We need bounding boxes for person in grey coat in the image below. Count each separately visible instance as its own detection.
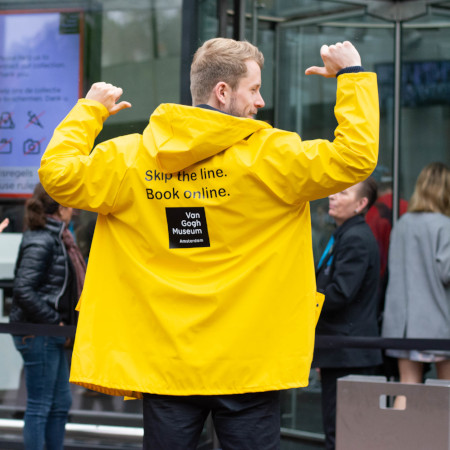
[382,162,450,406]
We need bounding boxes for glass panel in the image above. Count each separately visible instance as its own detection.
[199,0,219,41]
[277,15,395,263]
[399,10,450,201]
[280,371,322,435]
[275,9,395,442]
[99,3,182,134]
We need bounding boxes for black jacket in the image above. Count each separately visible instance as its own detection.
[313,215,382,368]
[10,217,72,324]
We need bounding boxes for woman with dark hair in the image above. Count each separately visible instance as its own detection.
[10,183,86,450]
[313,177,382,450]
[382,162,450,405]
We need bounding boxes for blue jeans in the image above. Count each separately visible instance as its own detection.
[13,335,72,450]
[143,391,281,450]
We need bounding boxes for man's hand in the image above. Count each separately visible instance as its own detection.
[85,82,132,115]
[305,41,361,78]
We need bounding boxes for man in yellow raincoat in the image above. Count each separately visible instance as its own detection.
[39,38,378,449]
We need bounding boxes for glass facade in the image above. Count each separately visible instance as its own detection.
[400,9,450,200]
[276,15,395,263]
[1,0,450,448]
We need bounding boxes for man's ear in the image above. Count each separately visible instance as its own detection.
[212,81,229,106]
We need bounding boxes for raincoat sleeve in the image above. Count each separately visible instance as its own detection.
[250,72,379,204]
[39,99,138,214]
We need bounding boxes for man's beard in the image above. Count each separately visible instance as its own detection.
[226,95,252,119]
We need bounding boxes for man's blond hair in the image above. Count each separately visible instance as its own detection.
[190,38,264,105]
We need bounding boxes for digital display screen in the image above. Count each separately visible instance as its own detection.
[0,10,83,197]
[376,60,450,108]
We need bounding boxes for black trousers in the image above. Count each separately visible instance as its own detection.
[142,390,281,450]
[320,366,378,450]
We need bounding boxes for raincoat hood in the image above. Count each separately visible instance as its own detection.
[144,103,271,173]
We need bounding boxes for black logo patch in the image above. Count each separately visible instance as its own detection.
[166,207,210,249]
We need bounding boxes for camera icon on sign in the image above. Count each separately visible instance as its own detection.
[23,138,41,155]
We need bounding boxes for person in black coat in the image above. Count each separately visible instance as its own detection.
[10,183,86,450]
[313,177,382,450]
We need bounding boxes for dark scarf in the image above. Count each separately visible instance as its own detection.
[62,228,87,299]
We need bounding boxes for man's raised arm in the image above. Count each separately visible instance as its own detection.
[39,83,133,214]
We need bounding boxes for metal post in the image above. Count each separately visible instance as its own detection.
[233,0,246,41]
[218,0,228,38]
[251,0,258,45]
[392,20,401,224]
[180,0,198,106]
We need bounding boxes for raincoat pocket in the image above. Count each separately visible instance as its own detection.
[315,292,325,326]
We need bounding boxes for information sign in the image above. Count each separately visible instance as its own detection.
[0,10,83,196]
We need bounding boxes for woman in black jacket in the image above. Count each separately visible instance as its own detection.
[10,183,86,450]
[313,177,382,450]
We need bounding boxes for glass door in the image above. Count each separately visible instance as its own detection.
[275,9,395,261]
[272,6,396,446]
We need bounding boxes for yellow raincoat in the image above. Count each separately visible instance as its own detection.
[39,73,379,398]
